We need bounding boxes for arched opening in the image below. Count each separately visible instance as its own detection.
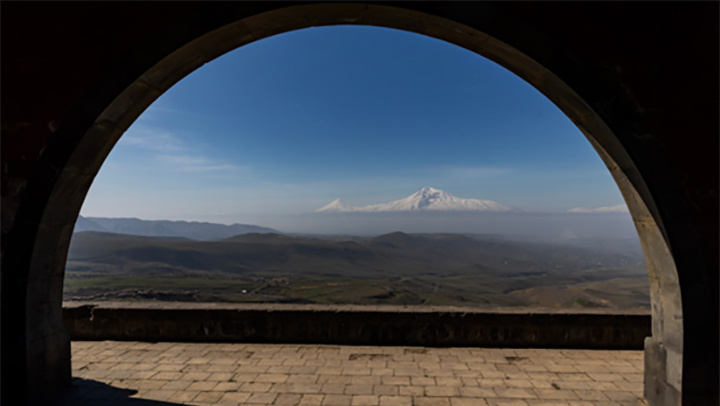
[4,4,712,405]
[71,24,647,310]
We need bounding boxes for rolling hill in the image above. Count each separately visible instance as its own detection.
[67,231,642,277]
[64,230,649,310]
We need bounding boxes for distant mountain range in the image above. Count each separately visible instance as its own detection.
[67,230,643,279]
[65,230,648,308]
[317,187,514,213]
[75,216,276,241]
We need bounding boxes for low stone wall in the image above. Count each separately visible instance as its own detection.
[63,302,650,349]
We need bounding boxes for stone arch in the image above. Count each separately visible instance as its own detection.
[2,3,714,405]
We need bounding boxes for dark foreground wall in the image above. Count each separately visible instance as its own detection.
[5,3,716,404]
[64,302,650,350]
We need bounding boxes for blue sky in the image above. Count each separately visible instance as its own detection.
[80,25,627,226]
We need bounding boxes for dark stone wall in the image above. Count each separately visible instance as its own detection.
[2,3,717,405]
[63,303,651,350]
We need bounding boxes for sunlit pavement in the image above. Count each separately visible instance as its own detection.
[54,341,648,406]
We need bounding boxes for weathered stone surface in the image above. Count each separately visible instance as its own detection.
[51,340,646,406]
[63,302,650,349]
[2,3,717,405]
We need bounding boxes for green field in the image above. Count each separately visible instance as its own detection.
[64,231,650,310]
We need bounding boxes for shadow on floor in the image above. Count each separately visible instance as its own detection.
[52,378,183,406]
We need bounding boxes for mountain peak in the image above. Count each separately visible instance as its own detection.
[316,198,354,212]
[419,186,441,194]
[415,186,444,198]
[316,188,514,213]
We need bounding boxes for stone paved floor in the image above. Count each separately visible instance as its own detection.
[54,341,648,406]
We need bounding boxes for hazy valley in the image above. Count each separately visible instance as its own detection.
[64,227,649,312]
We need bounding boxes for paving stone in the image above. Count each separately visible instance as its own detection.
[425,368,456,377]
[506,379,535,389]
[458,387,497,397]
[167,390,201,403]
[413,397,452,406]
[153,371,183,380]
[237,365,270,373]
[345,384,375,395]
[143,389,177,401]
[394,368,425,377]
[527,373,560,381]
[323,394,352,405]
[505,372,531,380]
[127,370,159,380]
[231,372,259,382]
[351,395,380,405]
[275,393,304,405]
[612,381,641,392]
[480,371,506,379]
[425,386,459,397]
[290,383,324,394]
[246,392,279,404]
[318,367,344,375]
[212,381,242,391]
[574,390,609,401]
[299,394,326,405]
[546,364,580,373]
[105,370,138,380]
[495,388,537,399]
[526,401,572,406]
[604,391,640,401]
[321,383,347,394]
[217,391,252,404]
[288,374,321,384]
[265,365,293,375]
[323,376,354,385]
[154,363,185,371]
[382,376,410,386]
[557,374,592,382]
[534,389,580,400]
[373,385,398,395]
[239,382,273,392]
[378,395,412,406]
[134,363,158,371]
[292,366,320,374]
[592,373,624,382]
[451,398,489,406]
[193,391,224,403]
[130,379,166,390]
[160,380,193,390]
[66,341,645,406]
[253,373,289,383]
[486,399,529,406]
[398,386,424,396]
[343,367,373,376]
[182,372,211,381]
[352,376,382,385]
[621,374,643,383]
[186,381,218,391]
[207,372,234,381]
[434,377,463,387]
[411,377,436,386]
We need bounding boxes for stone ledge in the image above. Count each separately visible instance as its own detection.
[63,302,650,349]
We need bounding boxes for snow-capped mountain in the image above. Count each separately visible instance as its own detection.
[316,198,354,212]
[316,187,514,213]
